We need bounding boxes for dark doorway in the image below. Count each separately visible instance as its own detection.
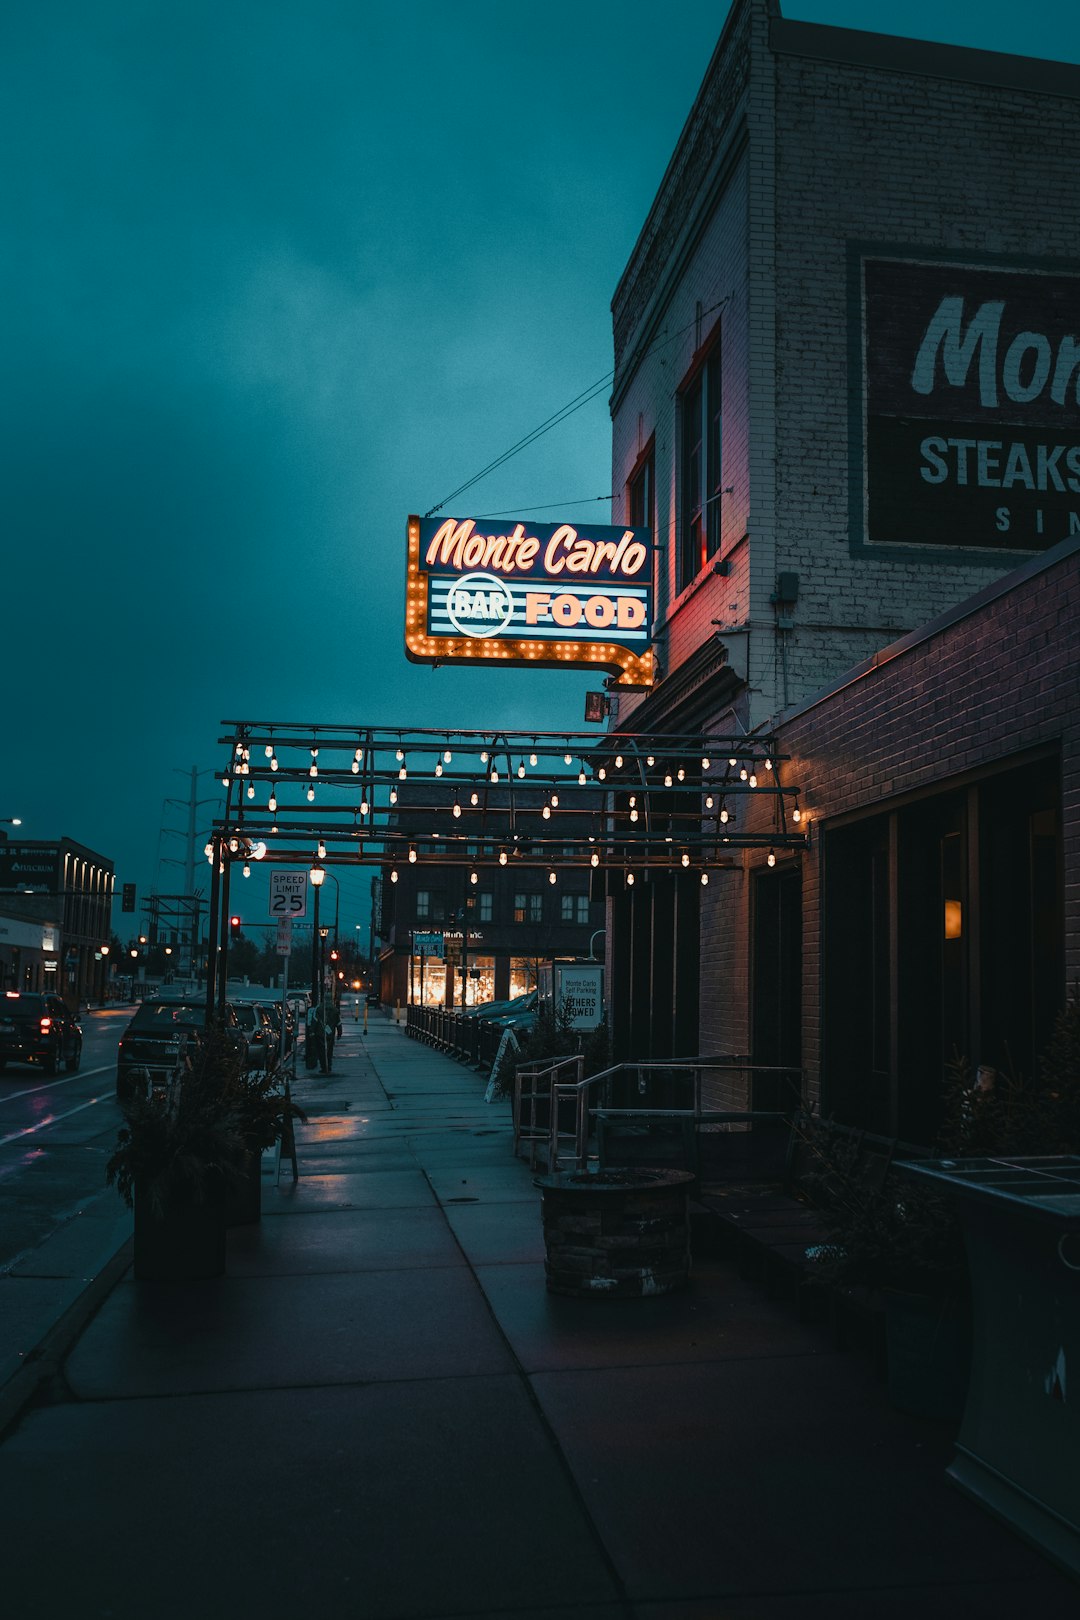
[752,864,802,1109]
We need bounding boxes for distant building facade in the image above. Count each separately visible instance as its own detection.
[606,0,1080,1129]
[0,837,114,1005]
[378,788,604,1010]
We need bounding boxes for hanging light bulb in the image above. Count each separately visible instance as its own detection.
[542,805,551,820]
[405,845,416,864]
[700,870,709,886]
[767,849,777,867]
[242,863,251,878]
[548,869,557,885]
[234,743,244,758]
[264,745,273,758]
[307,785,315,801]
[499,849,508,866]
[646,755,655,767]
[720,806,729,824]
[396,748,404,761]
[664,773,673,788]
[615,754,623,769]
[480,749,488,763]
[765,757,773,772]
[517,760,525,778]
[360,798,370,816]
[355,747,364,763]
[470,869,478,885]
[390,787,398,804]
[399,765,407,780]
[630,808,639,823]
[729,755,738,767]
[598,766,607,781]
[221,775,230,788]
[705,795,714,809]
[203,841,214,858]
[470,791,479,806]
[435,761,443,777]
[701,756,711,771]
[253,842,267,860]
[318,840,326,860]
[578,767,586,785]
[268,793,277,813]
[590,850,599,867]
[490,767,499,783]
[681,851,690,867]
[351,758,360,774]
[677,768,685,782]
[550,791,559,807]
[793,806,801,823]
[311,747,319,759]
[246,784,255,799]
[748,772,758,789]
[309,763,318,778]
[740,767,749,781]
[452,799,461,819]
[270,755,278,771]
[444,749,452,763]
[564,753,572,765]
[529,753,538,767]
[390,868,399,884]
[626,869,635,887]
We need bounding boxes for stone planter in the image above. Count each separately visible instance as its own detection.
[133,1181,226,1281]
[534,1168,695,1297]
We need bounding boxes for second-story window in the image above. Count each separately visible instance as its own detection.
[560,893,591,925]
[416,890,431,921]
[514,892,543,925]
[678,340,722,591]
[478,891,493,922]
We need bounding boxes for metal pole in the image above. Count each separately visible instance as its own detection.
[204,834,221,1025]
[311,881,320,1002]
[217,856,231,1020]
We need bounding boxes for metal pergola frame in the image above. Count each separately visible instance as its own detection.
[203,720,808,1018]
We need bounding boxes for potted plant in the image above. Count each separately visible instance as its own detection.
[106,1025,247,1280]
[218,1049,307,1226]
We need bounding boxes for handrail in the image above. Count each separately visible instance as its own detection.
[548,1059,805,1173]
[513,1053,583,1167]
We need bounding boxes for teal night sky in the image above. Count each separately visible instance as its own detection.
[2,0,1078,932]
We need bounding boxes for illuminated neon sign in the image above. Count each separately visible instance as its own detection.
[404,515,654,686]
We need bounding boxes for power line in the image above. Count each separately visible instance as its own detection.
[423,297,730,519]
[470,495,611,520]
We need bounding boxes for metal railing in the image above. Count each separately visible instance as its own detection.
[547,1057,804,1174]
[512,1054,584,1168]
[406,1003,511,1070]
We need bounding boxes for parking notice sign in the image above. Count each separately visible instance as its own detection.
[276,919,293,957]
[269,870,308,919]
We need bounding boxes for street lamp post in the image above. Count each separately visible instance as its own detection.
[309,862,325,1002]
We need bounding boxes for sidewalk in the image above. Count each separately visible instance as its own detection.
[1,1016,1076,1619]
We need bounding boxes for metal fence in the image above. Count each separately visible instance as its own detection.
[406,1003,508,1070]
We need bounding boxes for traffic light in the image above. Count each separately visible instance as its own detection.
[121,883,136,913]
[229,915,241,940]
[329,948,339,962]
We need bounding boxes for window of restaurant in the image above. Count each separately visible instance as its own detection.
[411,955,446,1005]
[510,957,538,998]
[465,956,496,1006]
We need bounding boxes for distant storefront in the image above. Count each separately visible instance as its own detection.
[0,906,63,993]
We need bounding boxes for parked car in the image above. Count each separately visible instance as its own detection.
[116,999,245,1103]
[232,1001,276,1069]
[259,999,295,1055]
[0,991,82,1075]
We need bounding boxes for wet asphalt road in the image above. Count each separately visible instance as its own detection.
[0,1008,129,1273]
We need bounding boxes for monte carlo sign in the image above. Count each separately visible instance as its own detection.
[405,515,654,687]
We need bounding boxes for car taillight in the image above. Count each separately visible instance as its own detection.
[40,1017,52,1031]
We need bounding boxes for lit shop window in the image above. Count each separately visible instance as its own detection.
[464,957,496,1007]
[411,957,446,1005]
[510,957,539,998]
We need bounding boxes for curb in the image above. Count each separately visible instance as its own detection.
[0,1235,134,1441]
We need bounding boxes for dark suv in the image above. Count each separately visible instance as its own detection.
[116,999,245,1103]
[0,992,82,1075]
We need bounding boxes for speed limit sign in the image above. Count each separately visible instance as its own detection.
[269,870,308,919]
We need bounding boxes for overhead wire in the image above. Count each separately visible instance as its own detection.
[423,296,730,518]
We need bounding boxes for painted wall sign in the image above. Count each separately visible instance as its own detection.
[856,255,1080,552]
[405,515,654,686]
[0,844,61,894]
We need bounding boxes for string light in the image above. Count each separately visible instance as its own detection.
[547,869,557,885]
[517,760,526,778]
[740,767,748,781]
[480,750,488,763]
[677,768,685,782]
[598,767,607,781]
[396,748,404,761]
[390,868,399,883]
[590,851,599,867]
[452,798,462,819]
[360,798,370,816]
[408,845,417,863]
[444,749,453,763]
[765,757,773,772]
[264,745,273,758]
[630,808,639,822]
[270,755,278,771]
[351,758,361,774]
[701,756,711,770]
[399,764,407,780]
[204,841,214,858]
[681,851,690,867]
[615,754,623,769]
[767,849,777,867]
[626,869,635,887]
[306,785,315,801]
[700,870,709,886]
[749,772,758,788]
[470,870,478,885]
[564,753,572,765]
[390,787,398,804]
[550,792,559,807]
[664,773,673,788]
[578,766,586,785]
[499,849,508,865]
[646,755,655,767]
[793,806,802,822]
[705,795,714,809]
[542,805,551,820]
[470,791,479,806]
[720,806,729,824]
[318,840,326,860]
[530,753,538,767]
[246,785,255,799]
[268,793,277,812]
[490,767,499,782]
[435,761,443,776]
[242,863,251,878]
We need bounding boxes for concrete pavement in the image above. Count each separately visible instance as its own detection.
[0,1014,1076,1618]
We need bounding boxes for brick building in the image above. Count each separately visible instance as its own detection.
[378,788,604,1011]
[606,0,1080,1126]
[0,837,114,1006]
